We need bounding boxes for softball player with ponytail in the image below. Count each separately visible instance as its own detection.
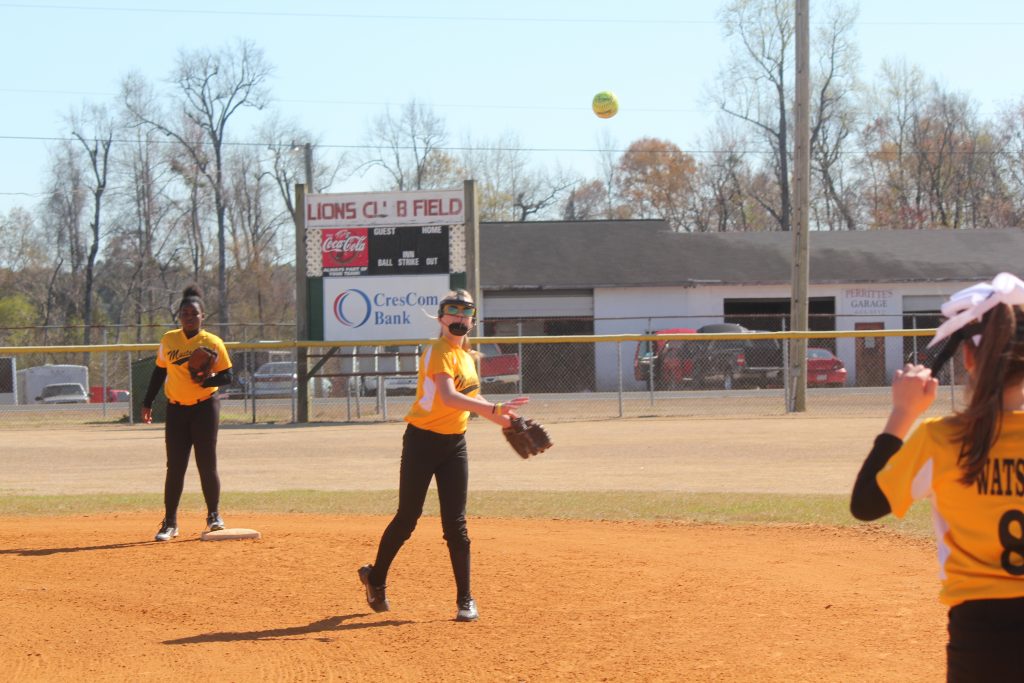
[358,289,529,622]
[141,285,233,542]
[851,272,1024,681]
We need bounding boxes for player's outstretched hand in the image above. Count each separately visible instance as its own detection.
[503,396,530,411]
[490,396,529,428]
[141,406,153,424]
[884,364,938,439]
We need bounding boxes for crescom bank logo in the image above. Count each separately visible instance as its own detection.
[332,289,372,328]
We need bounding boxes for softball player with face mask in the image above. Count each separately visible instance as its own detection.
[358,289,529,622]
[851,273,1024,681]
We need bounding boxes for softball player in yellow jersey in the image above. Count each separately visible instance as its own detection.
[141,285,233,542]
[852,273,1024,681]
[358,289,529,622]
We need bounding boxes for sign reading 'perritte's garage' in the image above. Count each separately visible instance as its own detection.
[305,189,464,229]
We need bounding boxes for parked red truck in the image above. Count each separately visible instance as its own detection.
[634,325,786,390]
[89,386,130,403]
[477,342,521,392]
[633,328,696,385]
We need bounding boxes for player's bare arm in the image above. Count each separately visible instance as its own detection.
[431,372,528,428]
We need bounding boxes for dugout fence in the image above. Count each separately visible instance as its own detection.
[0,329,964,428]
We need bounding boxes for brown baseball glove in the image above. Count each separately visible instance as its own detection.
[187,346,218,383]
[502,416,553,459]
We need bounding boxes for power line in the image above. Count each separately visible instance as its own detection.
[1,3,1022,27]
[0,133,1011,158]
[0,88,710,114]
[0,133,750,155]
[0,3,718,24]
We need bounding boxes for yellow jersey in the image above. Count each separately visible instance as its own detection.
[878,413,1024,606]
[405,339,480,435]
[155,328,232,405]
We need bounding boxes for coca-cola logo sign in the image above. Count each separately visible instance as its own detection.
[322,228,368,270]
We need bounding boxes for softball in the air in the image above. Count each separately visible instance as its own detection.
[592,91,619,119]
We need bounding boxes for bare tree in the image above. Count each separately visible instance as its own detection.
[224,145,293,336]
[995,97,1024,226]
[860,60,1005,229]
[690,123,761,232]
[360,99,455,191]
[595,129,620,217]
[459,131,575,221]
[260,113,346,227]
[459,131,520,220]
[40,141,88,344]
[114,73,182,339]
[710,0,859,231]
[809,4,860,230]
[511,163,578,222]
[68,102,115,346]
[0,207,45,288]
[123,39,273,329]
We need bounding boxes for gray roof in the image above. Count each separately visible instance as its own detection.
[480,221,1024,290]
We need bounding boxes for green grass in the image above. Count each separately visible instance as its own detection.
[0,490,934,537]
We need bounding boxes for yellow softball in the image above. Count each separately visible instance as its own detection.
[592,91,619,119]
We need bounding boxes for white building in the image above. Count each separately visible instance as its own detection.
[479,221,1024,392]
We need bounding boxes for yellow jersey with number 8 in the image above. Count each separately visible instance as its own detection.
[878,414,1024,606]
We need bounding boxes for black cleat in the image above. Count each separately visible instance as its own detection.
[206,512,225,532]
[358,564,390,613]
[155,521,179,542]
[455,596,479,622]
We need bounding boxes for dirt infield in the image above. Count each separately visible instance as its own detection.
[1,514,945,682]
[0,417,950,681]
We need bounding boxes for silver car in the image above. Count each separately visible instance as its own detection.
[37,382,89,404]
[251,362,332,398]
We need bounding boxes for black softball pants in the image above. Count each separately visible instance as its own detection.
[370,423,472,601]
[163,397,221,524]
[947,596,1024,682]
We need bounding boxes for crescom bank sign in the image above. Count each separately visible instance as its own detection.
[323,274,450,341]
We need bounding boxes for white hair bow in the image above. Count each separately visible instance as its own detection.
[928,272,1024,348]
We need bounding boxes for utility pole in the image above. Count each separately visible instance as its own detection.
[303,142,313,195]
[789,0,810,412]
[464,179,481,312]
[295,143,313,423]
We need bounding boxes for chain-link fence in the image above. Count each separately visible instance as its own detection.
[0,328,967,428]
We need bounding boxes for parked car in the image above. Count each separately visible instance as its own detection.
[731,335,785,389]
[360,342,521,395]
[477,342,521,391]
[358,344,420,396]
[362,374,419,396]
[806,347,848,388]
[689,324,784,389]
[219,373,249,399]
[251,362,332,398]
[634,328,696,385]
[636,324,786,390]
[89,386,129,403]
[37,382,89,404]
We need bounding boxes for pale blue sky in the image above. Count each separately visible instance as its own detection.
[1,0,1023,216]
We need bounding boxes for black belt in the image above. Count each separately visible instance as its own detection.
[168,394,215,407]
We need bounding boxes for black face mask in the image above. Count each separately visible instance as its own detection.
[447,322,470,336]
